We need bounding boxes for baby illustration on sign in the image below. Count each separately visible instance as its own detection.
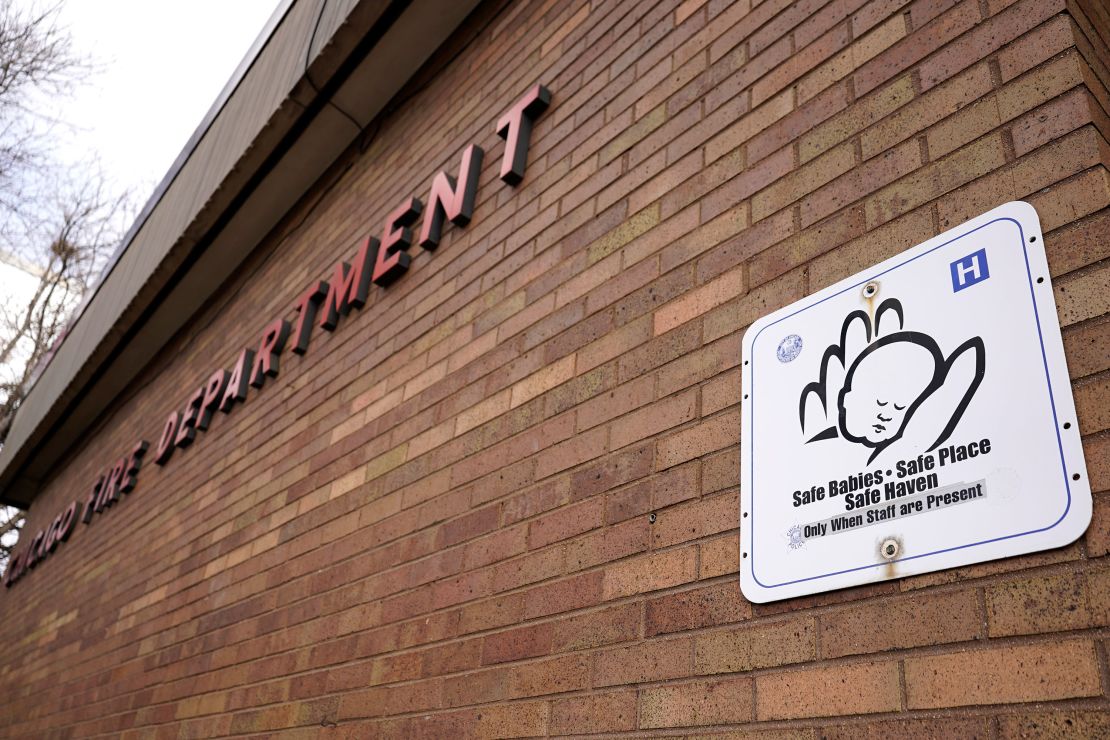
[799,298,985,463]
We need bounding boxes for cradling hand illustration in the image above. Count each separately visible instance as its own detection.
[799,298,985,463]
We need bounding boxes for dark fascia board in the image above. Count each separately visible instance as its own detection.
[0,0,481,507]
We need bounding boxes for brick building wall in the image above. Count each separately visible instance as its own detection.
[1,0,1109,736]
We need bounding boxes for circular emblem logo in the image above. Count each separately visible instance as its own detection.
[777,334,803,363]
[787,524,805,550]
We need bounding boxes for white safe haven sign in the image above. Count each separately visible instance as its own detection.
[740,201,1091,603]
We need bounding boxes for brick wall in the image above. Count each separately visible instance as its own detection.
[1,0,1109,736]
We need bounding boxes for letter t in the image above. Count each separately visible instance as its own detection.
[496,84,551,185]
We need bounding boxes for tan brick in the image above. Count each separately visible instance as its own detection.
[611,388,697,450]
[529,497,603,549]
[1088,567,1110,627]
[799,75,915,163]
[654,265,746,336]
[822,717,992,740]
[577,374,655,431]
[472,701,549,738]
[593,637,694,687]
[555,251,621,309]
[700,533,740,578]
[640,676,754,728]
[798,14,907,104]
[752,141,855,222]
[696,617,816,675]
[1029,168,1110,234]
[509,653,590,698]
[579,315,652,374]
[600,105,667,165]
[987,572,1094,636]
[1075,373,1110,436]
[656,409,740,470]
[996,52,1085,122]
[756,661,901,720]
[905,640,1102,708]
[551,602,640,652]
[652,490,738,548]
[705,88,795,165]
[1055,263,1110,329]
[645,580,751,636]
[1087,433,1110,494]
[998,710,1110,740]
[1011,88,1092,158]
[455,388,511,435]
[926,96,1002,160]
[917,0,1066,91]
[551,691,637,735]
[863,63,994,160]
[751,207,867,287]
[510,354,576,408]
[998,15,1075,82]
[703,269,806,342]
[703,367,742,415]
[810,207,934,290]
[587,204,662,264]
[866,134,1007,228]
[534,424,609,478]
[541,3,588,56]
[601,546,698,599]
[821,590,981,659]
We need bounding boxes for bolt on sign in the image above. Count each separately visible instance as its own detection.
[739,201,1091,603]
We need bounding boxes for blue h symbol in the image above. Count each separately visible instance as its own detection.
[951,248,989,292]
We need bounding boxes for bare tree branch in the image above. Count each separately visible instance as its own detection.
[0,1,131,571]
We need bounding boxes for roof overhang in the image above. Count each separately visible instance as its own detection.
[0,0,481,507]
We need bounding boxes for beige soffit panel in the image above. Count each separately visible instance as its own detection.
[0,0,481,506]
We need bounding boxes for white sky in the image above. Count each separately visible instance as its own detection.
[47,0,284,199]
[1,0,282,391]
[2,0,281,294]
